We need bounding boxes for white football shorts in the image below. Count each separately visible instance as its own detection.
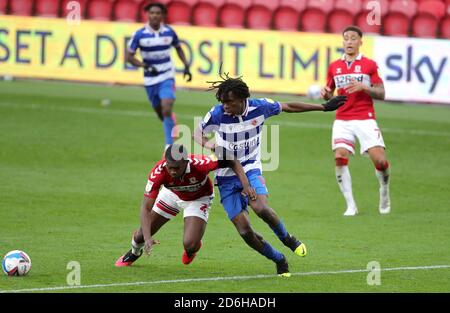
[152,187,213,222]
[332,119,386,155]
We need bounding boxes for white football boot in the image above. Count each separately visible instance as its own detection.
[343,206,358,216]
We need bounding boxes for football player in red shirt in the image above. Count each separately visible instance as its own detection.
[115,144,256,266]
[321,26,391,216]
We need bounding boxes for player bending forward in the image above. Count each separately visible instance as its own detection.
[321,26,391,216]
[115,144,256,266]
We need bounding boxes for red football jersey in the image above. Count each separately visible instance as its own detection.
[144,154,219,201]
[326,54,383,120]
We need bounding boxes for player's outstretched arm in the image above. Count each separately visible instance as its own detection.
[229,160,257,201]
[140,197,159,256]
[281,95,347,113]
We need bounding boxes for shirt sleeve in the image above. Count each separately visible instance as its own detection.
[326,65,336,89]
[260,98,282,119]
[128,31,140,53]
[171,29,180,47]
[199,107,219,135]
[143,161,165,199]
[195,155,220,175]
[370,61,383,85]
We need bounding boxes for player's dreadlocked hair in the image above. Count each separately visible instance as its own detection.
[207,68,250,102]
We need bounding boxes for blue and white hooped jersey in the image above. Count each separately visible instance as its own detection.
[128,24,180,86]
[200,98,282,181]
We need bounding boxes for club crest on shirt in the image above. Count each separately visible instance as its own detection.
[336,68,342,74]
[355,65,361,73]
[189,177,198,184]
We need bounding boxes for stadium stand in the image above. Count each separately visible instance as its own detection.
[246,0,280,30]
[383,0,418,36]
[412,0,446,38]
[193,0,224,27]
[35,0,60,17]
[300,0,335,32]
[328,0,363,33]
[113,0,139,22]
[0,0,8,14]
[218,0,252,28]
[355,0,389,34]
[273,0,306,31]
[61,0,87,18]
[10,0,34,16]
[166,0,196,25]
[2,0,450,39]
[86,0,114,21]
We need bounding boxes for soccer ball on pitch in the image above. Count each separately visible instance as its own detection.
[307,84,322,100]
[2,250,32,276]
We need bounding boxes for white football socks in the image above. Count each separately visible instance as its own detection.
[336,165,358,215]
[376,167,391,214]
[131,238,144,256]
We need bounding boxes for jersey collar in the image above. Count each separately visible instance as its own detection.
[145,23,166,34]
[341,53,362,61]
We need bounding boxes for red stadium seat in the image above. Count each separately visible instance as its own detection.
[273,0,306,31]
[113,0,139,22]
[61,0,88,18]
[0,0,8,14]
[440,16,450,38]
[246,0,280,29]
[412,0,446,38]
[193,0,224,27]
[86,0,114,21]
[300,0,335,32]
[328,0,362,33]
[355,0,389,34]
[166,0,197,25]
[35,0,60,17]
[383,0,417,36]
[10,0,34,16]
[219,0,252,28]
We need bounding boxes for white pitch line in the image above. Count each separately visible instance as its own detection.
[1,264,449,293]
[1,101,450,138]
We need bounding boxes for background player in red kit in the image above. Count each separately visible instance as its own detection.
[115,144,256,266]
[321,26,391,216]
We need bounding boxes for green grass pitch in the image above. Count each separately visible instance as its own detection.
[0,79,449,293]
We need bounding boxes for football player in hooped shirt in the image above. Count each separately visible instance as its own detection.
[126,3,192,149]
[321,26,391,216]
[194,73,346,276]
[115,144,256,267]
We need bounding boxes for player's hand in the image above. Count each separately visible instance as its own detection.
[344,78,367,94]
[143,64,158,77]
[322,95,347,112]
[242,184,257,201]
[321,86,333,100]
[143,238,160,256]
[183,66,192,82]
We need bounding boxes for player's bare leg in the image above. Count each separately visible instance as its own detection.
[249,195,307,257]
[115,211,169,267]
[231,211,291,277]
[181,216,206,265]
[368,146,391,214]
[335,147,358,216]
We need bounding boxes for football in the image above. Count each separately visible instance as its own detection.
[2,250,32,276]
[307,84,322,100]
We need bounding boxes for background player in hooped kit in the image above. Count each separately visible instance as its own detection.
[115,144,256,267]
[321,25,391,216]
[194,73,347,276]
[126,3,192,149]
